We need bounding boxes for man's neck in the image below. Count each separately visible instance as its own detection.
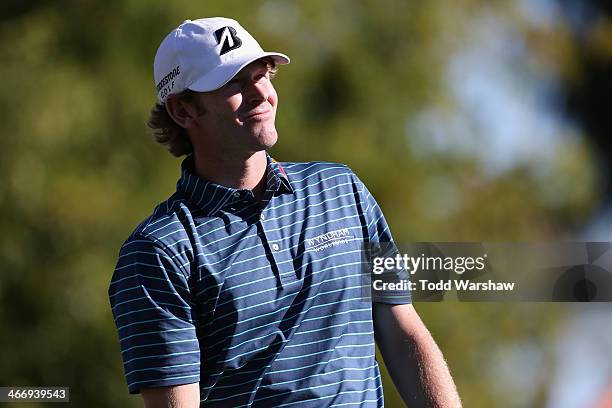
[193,149,268,200]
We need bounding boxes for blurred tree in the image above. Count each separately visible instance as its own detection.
[557,0,612,199]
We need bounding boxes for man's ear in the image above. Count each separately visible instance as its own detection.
[165,95,201,129]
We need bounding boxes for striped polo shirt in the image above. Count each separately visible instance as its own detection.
[109,154,410,407]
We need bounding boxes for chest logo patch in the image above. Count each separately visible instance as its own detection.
[305,228,353,252]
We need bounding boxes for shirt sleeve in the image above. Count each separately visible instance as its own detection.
[108,235,200,394]
[352,173,412,305]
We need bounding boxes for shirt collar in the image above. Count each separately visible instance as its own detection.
[177,153,293,216]
[267,155,293,195]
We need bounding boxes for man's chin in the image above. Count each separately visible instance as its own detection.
[253,129,278,150]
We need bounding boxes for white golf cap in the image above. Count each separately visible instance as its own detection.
[154,17,290,103]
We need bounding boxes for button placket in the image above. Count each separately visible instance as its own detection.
[257,210,297,287]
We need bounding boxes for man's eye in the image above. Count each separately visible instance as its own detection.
[255,73,269,83]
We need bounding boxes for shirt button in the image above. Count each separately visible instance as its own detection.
[233,192,240,198]
[260,213,265,221]
[272,243,280,251]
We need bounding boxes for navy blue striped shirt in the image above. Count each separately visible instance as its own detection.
[109,154,410,407]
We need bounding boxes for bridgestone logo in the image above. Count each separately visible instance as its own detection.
[156,66,180,92]
[214,26,242,55]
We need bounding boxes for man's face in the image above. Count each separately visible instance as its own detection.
[193,60,279,156]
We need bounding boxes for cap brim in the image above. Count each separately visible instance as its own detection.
[187,52,290,93]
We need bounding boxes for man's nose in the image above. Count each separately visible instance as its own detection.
[245,81,269,104]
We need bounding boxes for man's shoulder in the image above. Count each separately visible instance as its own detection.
[280,160,358,183]
[121,191,194,251]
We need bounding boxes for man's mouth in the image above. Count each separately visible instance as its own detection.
[240,103,274,120]
[243,109,271,120]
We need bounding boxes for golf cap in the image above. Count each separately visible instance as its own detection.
[153,17,290,103]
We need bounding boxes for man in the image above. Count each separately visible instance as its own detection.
[109,17,461,407]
